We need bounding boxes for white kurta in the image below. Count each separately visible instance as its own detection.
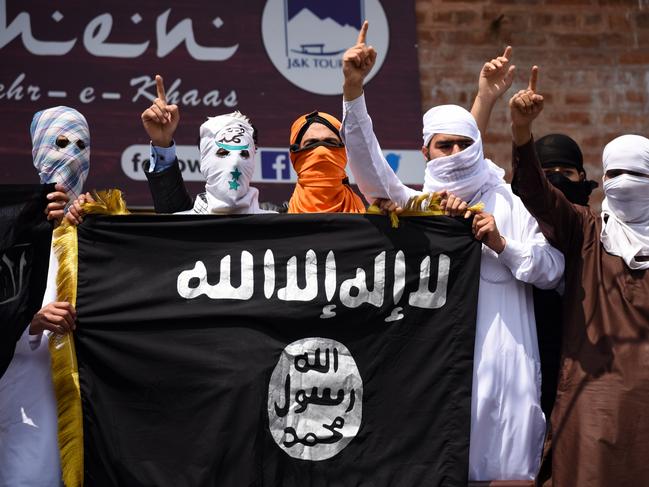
[0,251,62,487]
[341,94,565,481]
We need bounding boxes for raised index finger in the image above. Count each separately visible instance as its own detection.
[155,75,167,103]
[528,65,539,92]
[502,45,512,61]
[357,21,368,45]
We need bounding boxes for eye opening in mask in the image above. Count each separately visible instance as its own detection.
[605,169,649,180]
[56,135,70,148]
[76,140,86,150]
[434,140,473,151]
[289,139,345,153]
[216,147,230,158]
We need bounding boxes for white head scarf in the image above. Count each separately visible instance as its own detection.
[421,105,505,204]
[30,106,90,200]
[600,134,649,269]
[197,112,267,214]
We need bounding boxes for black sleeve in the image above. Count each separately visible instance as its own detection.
[143,159,193,213]
[511,138,582,255]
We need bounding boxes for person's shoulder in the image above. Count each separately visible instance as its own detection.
[484,183,517,209]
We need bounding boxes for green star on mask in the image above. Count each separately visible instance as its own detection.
[229,180,240,190]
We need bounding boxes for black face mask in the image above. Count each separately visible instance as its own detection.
[545,172,597,206]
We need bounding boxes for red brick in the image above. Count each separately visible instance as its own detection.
[619,50,649,64]
[552,33,600,48]
[565,93,591,104]
[625,91,646,104]
[549,112,591,125]
[608,14,632,31]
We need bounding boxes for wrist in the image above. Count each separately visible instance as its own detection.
[511,124,532,146]
[475,92,498,105]
[151,137,173,148]
[343,81,364,102]
[494,235,506,254]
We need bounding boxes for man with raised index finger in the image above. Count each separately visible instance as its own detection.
[510,66,649,487]
[140,75,276,214]
[340,24,565,482]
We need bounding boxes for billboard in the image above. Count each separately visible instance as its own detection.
[0,0,423,206]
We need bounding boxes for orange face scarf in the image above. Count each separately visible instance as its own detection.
[287,111,365,214]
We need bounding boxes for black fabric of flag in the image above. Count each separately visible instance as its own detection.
[0,184,53,379]
[75,213,481,487]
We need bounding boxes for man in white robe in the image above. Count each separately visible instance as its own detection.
[339,24,564,481]
[0,106,85,487]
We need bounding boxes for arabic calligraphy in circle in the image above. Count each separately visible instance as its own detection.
[267,337,363,460]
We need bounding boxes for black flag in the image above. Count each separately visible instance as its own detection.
[0,184,53,378]
[74,214,481,487]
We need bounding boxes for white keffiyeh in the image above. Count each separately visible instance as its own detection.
[600,134,649,269]
[421,105,505,205]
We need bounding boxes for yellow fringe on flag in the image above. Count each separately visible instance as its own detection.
[49,189,129,487]
[366,192,485,228]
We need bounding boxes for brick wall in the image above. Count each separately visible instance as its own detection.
[414,0,649,206]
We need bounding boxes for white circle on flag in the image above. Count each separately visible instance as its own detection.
[261,0,390,95]
[267,337,363,461]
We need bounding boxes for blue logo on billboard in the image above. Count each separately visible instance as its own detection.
[261,151,291,180]
[385,153,400,173]
[286,0,364,57]
[261,0,389,95]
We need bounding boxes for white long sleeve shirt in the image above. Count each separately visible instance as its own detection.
[0,251,62,487]
[341,94,565,481]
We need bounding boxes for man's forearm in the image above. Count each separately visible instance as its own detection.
[343,82,363,102]
[470,95,495,136]
[512,124,533,147]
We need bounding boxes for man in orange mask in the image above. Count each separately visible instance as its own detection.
[288,111,365,213]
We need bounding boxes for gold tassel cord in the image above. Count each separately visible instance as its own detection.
[82,189,130,216]
[49,222,81,487]
[366,192,484,228]
[49,189,129,487]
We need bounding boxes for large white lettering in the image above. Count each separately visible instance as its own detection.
[0,1,238,61]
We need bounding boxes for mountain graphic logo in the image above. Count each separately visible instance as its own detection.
[286,0,364,57]
[261,0,389,95]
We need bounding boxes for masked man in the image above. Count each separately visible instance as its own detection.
[340,24,564,481]
[139,75,275,215]
[0,106,86,487]
[511,133,597,419]
[510,69,649,487]
[287,111,365,213]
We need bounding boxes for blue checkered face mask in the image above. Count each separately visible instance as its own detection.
[30,106,90,200]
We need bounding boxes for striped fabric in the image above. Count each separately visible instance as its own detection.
[30,106,90,200]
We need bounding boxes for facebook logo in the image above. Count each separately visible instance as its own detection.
[261,151,291,180]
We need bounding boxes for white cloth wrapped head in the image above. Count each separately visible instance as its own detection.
[198,111,262,214]
[421,105,504,204]
[30,106,90,200]
[600,134,649,269]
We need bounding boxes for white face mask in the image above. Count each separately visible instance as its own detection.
[198,115,260,214]
[600,134,649,269]
[603,174,649,224]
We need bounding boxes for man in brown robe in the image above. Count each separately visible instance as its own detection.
[509,67,649,486]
